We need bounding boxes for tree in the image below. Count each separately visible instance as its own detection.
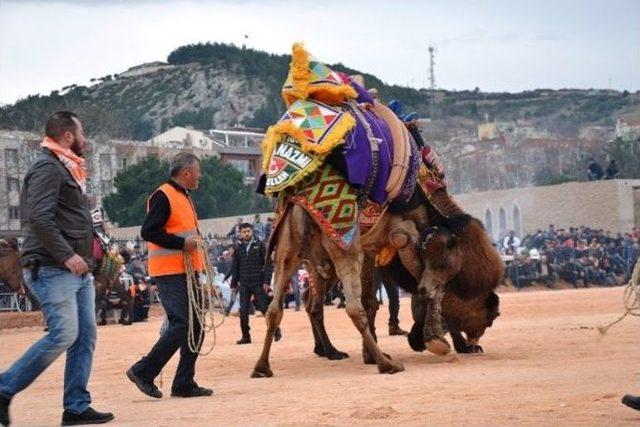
[103,155,272,227]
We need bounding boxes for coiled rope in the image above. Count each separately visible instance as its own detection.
[597,258,640,336]
[183,238,225,354]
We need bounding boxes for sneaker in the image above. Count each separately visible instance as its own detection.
[126,368,162,398]
[171,386,213,398]
[61,407,114,426]
[0,394,10,427]
[274,327,282,342]
[622,394,640,411]
[236,337,251,344]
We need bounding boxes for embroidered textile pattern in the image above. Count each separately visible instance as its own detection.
[289,163,359,250]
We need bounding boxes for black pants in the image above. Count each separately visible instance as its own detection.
[239,285,268,338]
[382,281,400,327]
[131,274,201,392]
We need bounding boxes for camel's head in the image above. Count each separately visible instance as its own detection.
[416,214,471,281]
[0,239,26,292]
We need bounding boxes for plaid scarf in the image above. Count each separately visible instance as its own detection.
[41,137,87,194]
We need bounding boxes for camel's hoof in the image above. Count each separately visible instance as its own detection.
[426,338,451,355]
[250,368,273,378]
[470,345,483,353]
[326,350,349,360]
[378,359,405,374]
[408,331,426,352]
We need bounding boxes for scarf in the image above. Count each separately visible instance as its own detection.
[41,137,87,194]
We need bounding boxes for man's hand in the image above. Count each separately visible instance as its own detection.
[64,254,90,275]
[184,236,199,252]
[263,283,271,293]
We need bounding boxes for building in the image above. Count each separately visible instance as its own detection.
[0,125,266,238]
[455,179,640,241]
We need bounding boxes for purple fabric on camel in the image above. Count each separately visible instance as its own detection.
[340,104,394,204]
[350,81,375,104]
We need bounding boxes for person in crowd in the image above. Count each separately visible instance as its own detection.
[127,152,213,400]
[252,214,267,241]
[587,158,604,180]
[224,223,281,344]
[0,111,114,426]
[502,230,521,255]
[226,218,243,246]
[605,159,619,179]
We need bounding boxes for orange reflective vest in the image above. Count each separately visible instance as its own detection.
[146,183,203,277]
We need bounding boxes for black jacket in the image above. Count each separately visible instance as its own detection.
[20,149,94,270]
[224,238,272,288]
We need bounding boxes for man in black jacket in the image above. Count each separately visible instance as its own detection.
[0,111,113,427]
[225,223,282,344]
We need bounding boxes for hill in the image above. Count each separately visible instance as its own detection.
[2,42,639,140]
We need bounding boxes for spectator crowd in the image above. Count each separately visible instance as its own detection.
[500,224,640,289]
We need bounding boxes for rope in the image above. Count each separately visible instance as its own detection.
[183,238,225,355]
[597,258,640,336]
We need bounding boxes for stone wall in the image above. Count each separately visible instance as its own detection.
[454,179,640,241]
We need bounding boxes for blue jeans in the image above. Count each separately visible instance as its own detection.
[0,267,96,414]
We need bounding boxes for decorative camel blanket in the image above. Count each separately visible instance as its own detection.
[286,163,359,250]
[260,42,427,248]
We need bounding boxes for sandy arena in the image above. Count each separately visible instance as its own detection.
[0,286,638,426]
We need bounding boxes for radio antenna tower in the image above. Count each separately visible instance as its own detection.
[428,46,436,119]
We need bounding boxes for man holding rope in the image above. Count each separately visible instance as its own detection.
[126,152,212,399]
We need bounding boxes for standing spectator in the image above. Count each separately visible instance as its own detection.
[0,111,114,426]
[587,158,604,180]
[252,214,267,241]
[127,152,213,399]
[605,159,619,179]
[225,223,282,344]
[264,217,274,242]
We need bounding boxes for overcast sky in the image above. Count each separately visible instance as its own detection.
[0,0,638,105]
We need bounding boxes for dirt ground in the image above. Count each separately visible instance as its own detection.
[0,286,638,426]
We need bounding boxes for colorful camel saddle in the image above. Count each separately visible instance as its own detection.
[261,43,423,249]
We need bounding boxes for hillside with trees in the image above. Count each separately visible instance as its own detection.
[2,42,639,141]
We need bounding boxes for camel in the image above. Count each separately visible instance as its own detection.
[251,43,480,376]
[93,249,134,326]
[0,239,25,293]
[302,189,504,360]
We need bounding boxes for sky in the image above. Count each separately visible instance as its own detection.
[0,0,638,105]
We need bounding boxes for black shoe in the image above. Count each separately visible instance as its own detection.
[274,327,282,342]
[236,337,251,344]
[61,407,114,426]
[622,394,640,411]
[171,386,213,398]
[126,368,162,398]
[0,394,10,427]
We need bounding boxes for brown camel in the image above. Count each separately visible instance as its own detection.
[304,189,504,359]
[0,239,25,293]
[251,202,427,377]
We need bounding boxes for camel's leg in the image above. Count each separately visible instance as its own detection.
[323,234,403,374]
[252,209,303,378]
[388,218,422,281]
[417,270,451,355]
[361,255,381,364]
[305,271,349,360]
[446,319,471,353]
[407,293,427,352]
